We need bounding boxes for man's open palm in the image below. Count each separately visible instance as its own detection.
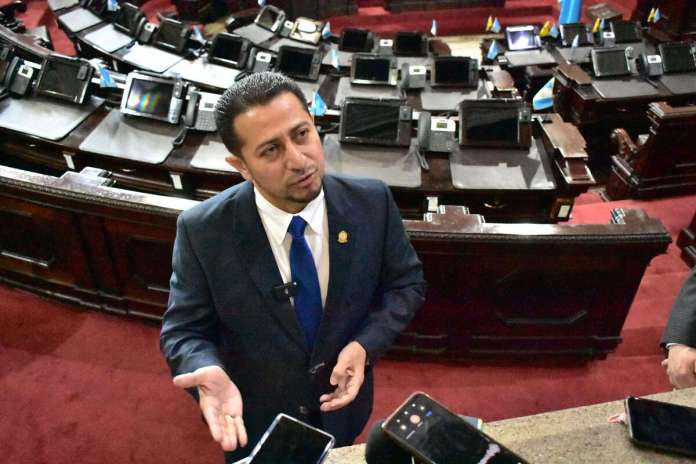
[173,366,248,451]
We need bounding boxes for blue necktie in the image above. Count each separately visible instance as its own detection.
[288,216,323,350]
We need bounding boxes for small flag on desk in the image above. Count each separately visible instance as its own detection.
[322,22,331,39]
[540,21,551,37]
[258,0,266,7]
[330,47,339,70]
[533,77,555,110]
[653,8,662,22]
[592,17,601,33]
[98,64,117,88]
[106,0,118,12]
[430,19,438,36]
[571,32,580,49]
[310,92,326,116]
[491,17,501,33]
[485,15,493,32]
[192,25,205,42]
[486,39,501,60]
[600,18,606,31]
[647,7,656,23]
[549,22,559,38]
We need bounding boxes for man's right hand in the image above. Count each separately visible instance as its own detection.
[173,366,248,451]
[662,345,696,389]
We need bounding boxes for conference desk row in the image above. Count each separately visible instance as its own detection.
[326,388,696,463]
[0,164,670,357]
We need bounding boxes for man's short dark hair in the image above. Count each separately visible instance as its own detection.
[214,72,309,156]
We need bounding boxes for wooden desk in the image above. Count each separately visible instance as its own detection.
[326,388,696,464]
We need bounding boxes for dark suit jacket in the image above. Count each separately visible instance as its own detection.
[662,266,696,347]
[160,175,425,460]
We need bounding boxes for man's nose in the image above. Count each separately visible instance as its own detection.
[286,142,307,169]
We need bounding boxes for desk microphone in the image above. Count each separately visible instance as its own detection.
[365,420,414,464]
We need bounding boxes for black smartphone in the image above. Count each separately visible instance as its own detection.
[625,396,696,457]
[382,392,528,464]
[247,413,335,464]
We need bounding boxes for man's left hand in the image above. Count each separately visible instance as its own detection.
[319,341,367,412]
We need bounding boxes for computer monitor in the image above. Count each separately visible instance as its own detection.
[505,25,541,51]
[431,56,478,87]
[458,99,529,148]
[35,55,93,104]
[560,23,591,47]
[289,17,323,45]
[255,5,284,32]
[350,54,396,86]
[591,47,630,77]
[610,20,640,43]
[275,46,321,81]
[114,2,144,36]
[87,0,108,17]
[208,33,250,69]
[339,98,412,147]
[152,17,190,54]
[339,28,372,53]
[120,72,184,124]
[659,42,696,74]
[393,31,427,56]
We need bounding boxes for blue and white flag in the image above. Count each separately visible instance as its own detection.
[330,47,339,70]
[310,92,326,116]
[486,40,501,60]
[106,0,118,12]
[600,18,606,31]
[98,64,117,88]
[258,0,266,7]
[491,17,501,33]
[532,77,555,110]
[549,22,559,38]
[192,25,205,42]
[653,8,662,22]
[430,19,437,36]
[322,22,331,39]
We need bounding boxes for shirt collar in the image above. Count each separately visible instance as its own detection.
[254,186,325,246]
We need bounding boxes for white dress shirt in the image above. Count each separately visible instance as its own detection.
[254,187,330,307]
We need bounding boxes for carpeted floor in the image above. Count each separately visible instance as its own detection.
[1,192,693,464]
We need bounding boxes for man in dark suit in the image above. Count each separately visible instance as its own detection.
[160,72,426,462]
[661,266,696,389]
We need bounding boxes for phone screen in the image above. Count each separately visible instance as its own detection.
[626,396,696,456]
[383,393,527,464]
[248,414,334,464]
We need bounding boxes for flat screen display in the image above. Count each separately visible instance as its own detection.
[256,7,279,31]
[592,48,630,77]
[506,26,539,51]
[209,33,245,67]
[342,101,400,144]
[277,48,314,79]
[433,57,473,86]
[626,397,696,456]
[560,23,589,47]
[459,100,520,145]
[353,56,391,83]
[154,19,186,52]
[248,415,333,464]
[393,32,425,56]
[36,56,92,104]
[114,3,142,36]
[124,78,173,119]
[340,28,369,52]
[610,21,640,43]
[659,42,696,73]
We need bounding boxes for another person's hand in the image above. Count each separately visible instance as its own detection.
[173,366,248,451]
[661,345,696,389]
[320,341,367,412]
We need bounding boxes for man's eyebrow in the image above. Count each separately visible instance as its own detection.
[253,122,310,152]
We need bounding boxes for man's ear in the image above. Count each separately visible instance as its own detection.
[225,154,251,180]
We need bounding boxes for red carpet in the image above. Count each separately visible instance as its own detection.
[1,193,693,463]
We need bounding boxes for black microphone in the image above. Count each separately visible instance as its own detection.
[364,420,413,464]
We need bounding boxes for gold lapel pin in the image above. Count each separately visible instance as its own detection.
[337,230,348,244]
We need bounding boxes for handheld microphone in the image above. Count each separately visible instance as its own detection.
[364,420,414,464]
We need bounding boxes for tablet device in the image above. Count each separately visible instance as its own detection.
[153,17,190,54]
[254,5,284,33]
[393,31,427,56]
[383,392,528,464]
[121,72,185,124]
[505,25,541,51]
[431,56,478,87]
[275,46,321,81]
[208,33,250,69]
[114,2,144,36]
[610,20,640,43]
[591,47,630,77]
[560,23,591,47]
[659,42,696,74]
[350,53,397,86]
[458,99,530,148]
[340,98,412,147]
[35,55,93,104]
[289,17,323,45]
[339,28,372,53]
[625,396,696,457]
[247,414,334,464]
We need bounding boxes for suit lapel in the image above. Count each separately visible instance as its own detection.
[230,182,309,354]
